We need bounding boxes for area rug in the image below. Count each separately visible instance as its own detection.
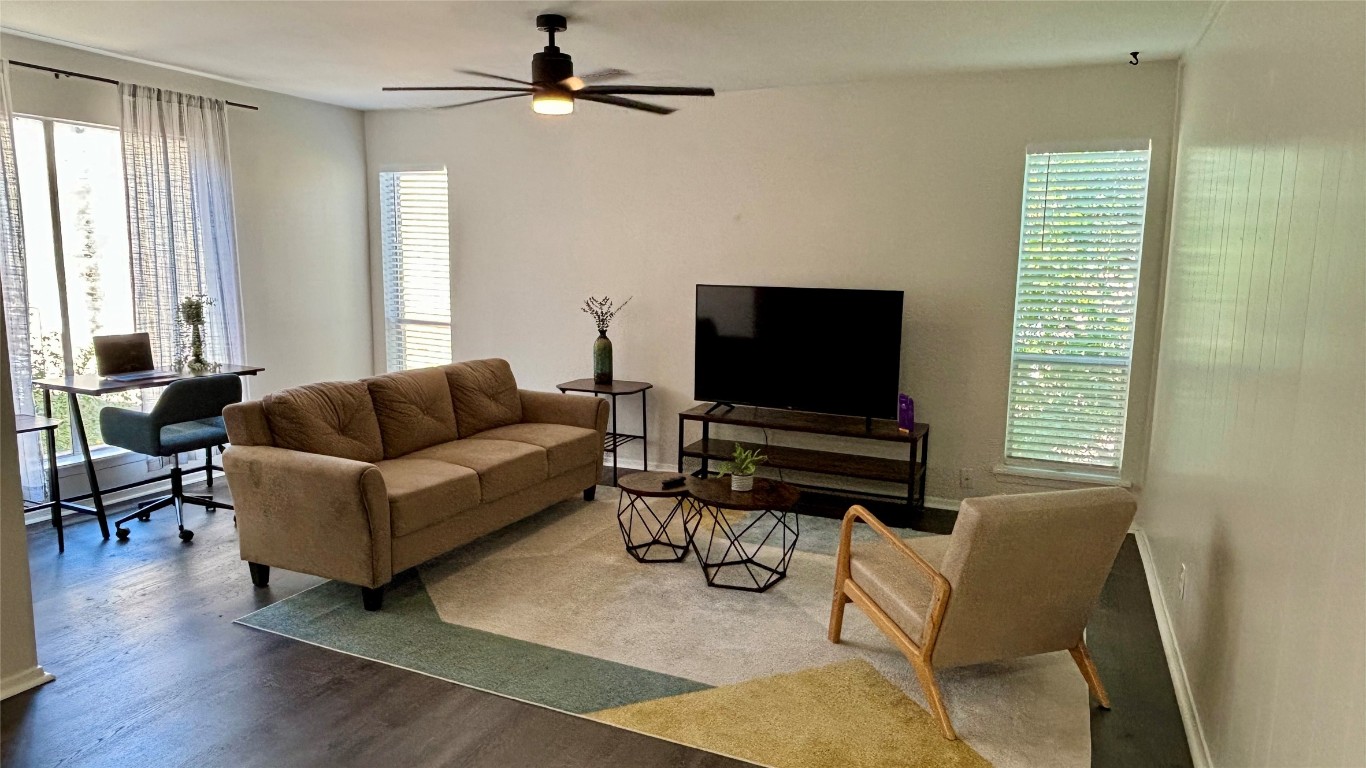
[237,493,1091,768]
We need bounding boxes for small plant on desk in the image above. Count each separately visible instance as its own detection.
[721,443,766,492]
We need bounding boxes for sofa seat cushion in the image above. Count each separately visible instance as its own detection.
[848,534,952,644]
[408,439,548,502]
[263,381,384,463]
[374,458,481,537]
[444,359,522,438]
[365,368,460,458]
[468,423,600,476]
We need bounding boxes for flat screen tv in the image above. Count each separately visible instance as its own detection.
[695,285,904,419]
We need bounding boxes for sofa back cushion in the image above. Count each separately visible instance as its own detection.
[444,359,522,438]
[262,380,384,463]
[365,368,460,458]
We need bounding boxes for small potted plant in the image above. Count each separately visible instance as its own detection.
[178,293,215,373]
[722,443,766,492]
[582,295,631,385]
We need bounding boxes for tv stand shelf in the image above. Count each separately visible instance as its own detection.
[677,404,929,511]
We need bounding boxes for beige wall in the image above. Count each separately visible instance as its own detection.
[1141,3,1366,766]
[0,33,373,396]
[364,62,1178,501]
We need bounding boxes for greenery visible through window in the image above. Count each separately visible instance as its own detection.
[14,116,141,455]
[1004,144,1151,473]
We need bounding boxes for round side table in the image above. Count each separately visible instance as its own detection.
[615,472,697,563]
[685,477,801,592]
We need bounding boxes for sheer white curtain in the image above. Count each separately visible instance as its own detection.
[0,61,47,498]
[119,84,244,376]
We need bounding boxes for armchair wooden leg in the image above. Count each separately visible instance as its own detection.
[1070,640,1111,709]
[910,658,958,740]
[828,582,850,643]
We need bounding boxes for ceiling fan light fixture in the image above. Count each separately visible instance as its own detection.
[532,90,574,115]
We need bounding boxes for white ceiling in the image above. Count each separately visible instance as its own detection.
[0,1,1215,110]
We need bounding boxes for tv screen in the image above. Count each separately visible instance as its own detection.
[695,285,904,419]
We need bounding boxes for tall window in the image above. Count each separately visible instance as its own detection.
[379,169,451,372]
[1004,143,1151,474]
[14,116,139,455]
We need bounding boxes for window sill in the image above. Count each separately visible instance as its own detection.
[55,446,138,477]
[992,463,1132,489]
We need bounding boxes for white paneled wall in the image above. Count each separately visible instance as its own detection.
[1141,2,1365,766]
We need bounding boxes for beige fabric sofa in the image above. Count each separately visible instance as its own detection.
[221,358,607,610]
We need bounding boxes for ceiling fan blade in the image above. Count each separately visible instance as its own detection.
[432,93,532,110]
[575,93,675,115]
[456,69,532,86]
[384,86,534,92]
[561,69,632,92]
[579,85,715,97]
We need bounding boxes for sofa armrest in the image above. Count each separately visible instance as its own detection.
[519,389,610,436]
[223,445,392,588]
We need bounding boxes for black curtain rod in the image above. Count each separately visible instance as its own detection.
[9,60,260,111]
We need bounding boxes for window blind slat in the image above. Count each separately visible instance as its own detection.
[380,170,452,372]
[1004,147,1151,473]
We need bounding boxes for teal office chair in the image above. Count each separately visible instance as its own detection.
[100,374,242,542]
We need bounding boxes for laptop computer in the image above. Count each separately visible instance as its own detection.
[93,333,175,381]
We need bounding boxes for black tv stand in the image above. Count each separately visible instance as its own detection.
[678,403,929,515]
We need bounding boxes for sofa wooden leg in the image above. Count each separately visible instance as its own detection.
[583,486,596,501]
[1070,640,1111,709]
[361,585,385,611]
[248,562,270,588]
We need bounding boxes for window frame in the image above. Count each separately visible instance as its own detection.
[1000,140,1153,480]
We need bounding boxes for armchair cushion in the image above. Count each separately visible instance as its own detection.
[468,423,599,476]
[407,438,547,502]
[374,458,481,536]
[849,535,952,644]
[263,381,383,463]
[444,359,522,438]
[365,368,460,458]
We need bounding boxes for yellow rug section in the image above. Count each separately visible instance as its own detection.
[589,659,991,768]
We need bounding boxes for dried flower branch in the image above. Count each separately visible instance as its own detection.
[582,295,632,333]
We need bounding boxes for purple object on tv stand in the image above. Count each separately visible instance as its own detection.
[898,394,915,433]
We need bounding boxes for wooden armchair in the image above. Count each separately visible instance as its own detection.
[828,487,1137,740]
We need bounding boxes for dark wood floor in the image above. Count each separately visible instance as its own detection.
[4,469,1189,768]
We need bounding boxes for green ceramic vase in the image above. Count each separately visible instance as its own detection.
[593,331,613,385]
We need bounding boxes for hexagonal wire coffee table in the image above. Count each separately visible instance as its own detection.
[685,476,801,592]
[615,471,698,563]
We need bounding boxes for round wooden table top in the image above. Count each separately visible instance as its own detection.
[685,476,801,512]
[616,471,692,498]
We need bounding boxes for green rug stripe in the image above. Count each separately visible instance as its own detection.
[237,573,711,713]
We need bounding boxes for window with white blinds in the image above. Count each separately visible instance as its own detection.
[1004,144,1151,473]
[380,169,451,372]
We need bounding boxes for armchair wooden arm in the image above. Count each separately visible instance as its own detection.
[829,504,958,739]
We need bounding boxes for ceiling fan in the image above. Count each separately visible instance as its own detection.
[383,14,715,116]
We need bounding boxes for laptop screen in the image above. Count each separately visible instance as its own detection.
[93,333,156,376]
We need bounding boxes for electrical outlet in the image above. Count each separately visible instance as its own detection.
[959,468,973,491]
[1178,563,1188,601]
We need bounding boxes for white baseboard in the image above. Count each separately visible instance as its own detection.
[1,665,54,700]
[1133,528,1213,768]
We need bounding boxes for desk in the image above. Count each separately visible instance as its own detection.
[16,414,64,552]
[33,364,264,541]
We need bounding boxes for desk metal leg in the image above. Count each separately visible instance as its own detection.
[68,392,109,539]
[43,390,63,553]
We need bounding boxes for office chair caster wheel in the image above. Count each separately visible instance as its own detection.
[138,512,151,522]
[179,529,194,542]
[115,527,130,541]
